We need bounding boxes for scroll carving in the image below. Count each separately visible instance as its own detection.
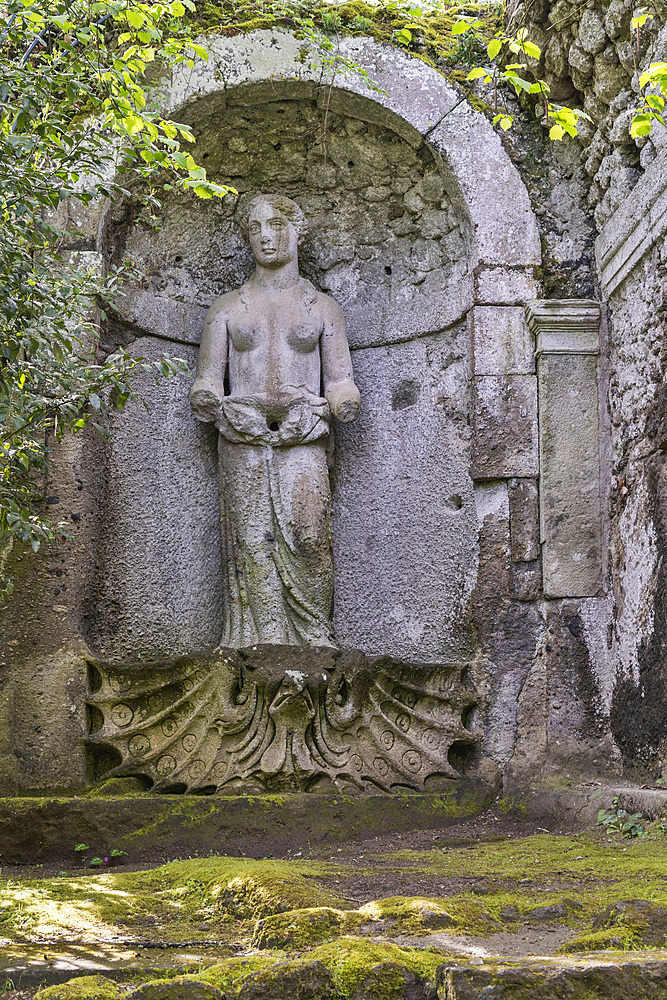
[87,649,487,793]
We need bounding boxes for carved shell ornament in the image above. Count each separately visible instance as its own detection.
[87,647,485,793]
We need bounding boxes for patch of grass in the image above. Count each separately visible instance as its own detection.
[380,833,667,884]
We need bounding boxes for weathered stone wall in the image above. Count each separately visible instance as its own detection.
[6,23,659,792]
[595,154,667,778]
[509,0,667,227]
[94,97,478,664]
[481,2,667,782]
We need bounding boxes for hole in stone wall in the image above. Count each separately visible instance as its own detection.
[385,265,392,275]
[269,420,280,432]
[157,783,189,794]
[392,379,419,411]
[174,255,183,264]
[190,785,217,795]
[87,705,105,734]
[462,704,478,731]
[202,152,209,160]
[87,661,103,694]
[87,743,123,782]
[347,159,355,167]
[445,495,463,511]
[448,740,480,775]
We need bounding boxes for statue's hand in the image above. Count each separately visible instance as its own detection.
[190,380,224,423]
[327,380,361,424]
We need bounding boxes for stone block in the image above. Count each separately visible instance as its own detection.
[471,376,539,479]
[473,265,538,305]
[88,337,223,660]
[115,289,206,345]
[470,305,534,376]
[526,300,602,599]
[510,560,542,601]
[537,353,602,598]
[334,329,478,662]
[508,478,540,562]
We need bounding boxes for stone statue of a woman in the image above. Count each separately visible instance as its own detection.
[190,194,361,648]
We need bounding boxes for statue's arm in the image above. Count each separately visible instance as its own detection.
[190,299,228,423]
[320,297,361,424]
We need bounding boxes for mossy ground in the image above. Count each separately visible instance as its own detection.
[1,821,666,998]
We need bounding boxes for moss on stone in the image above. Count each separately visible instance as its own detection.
[187,0,500,79]
[85,777,148,798]
[253,906,347,949]
[308,936,443,998]
[353,895,456,935]
[35,975,120,1000]
[197,955,284,994]
[560,927,634,953]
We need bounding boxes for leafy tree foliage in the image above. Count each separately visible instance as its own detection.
[0,0,232,592]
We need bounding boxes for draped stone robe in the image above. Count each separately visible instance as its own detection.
[191,275,358,649]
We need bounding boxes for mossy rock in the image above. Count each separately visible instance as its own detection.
[235,959,339,1000]
[253,906,347,949]
[308,937,442,998]
[35,976,120,1000]
[440,960,667,999]
[560,927,627,953]
[199,956,284,994]
[356,896,456,935]
[350,960,422,1000]
[593,898,667,948]
[127,979,222,1000]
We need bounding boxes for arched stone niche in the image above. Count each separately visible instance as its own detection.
[86,31,542,668]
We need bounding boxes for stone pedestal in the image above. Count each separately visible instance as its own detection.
[526,301,602,599]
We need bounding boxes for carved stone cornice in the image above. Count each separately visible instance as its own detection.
[525,300,600,356]
[596,153,667,296]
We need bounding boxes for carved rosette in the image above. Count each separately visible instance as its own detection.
[87,647,488,793]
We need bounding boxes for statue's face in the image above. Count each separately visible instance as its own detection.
[247,201,298,268]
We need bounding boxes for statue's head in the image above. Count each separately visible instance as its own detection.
[240,194,307,269]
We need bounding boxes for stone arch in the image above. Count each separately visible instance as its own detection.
[156,30,541,278]
[88,30,543,665]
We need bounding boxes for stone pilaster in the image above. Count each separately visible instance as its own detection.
[526,300,602,599]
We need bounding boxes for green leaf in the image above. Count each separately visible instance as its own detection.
[522,41,541,60]
[493,114,513,131]
[125,8,145,29]
[631,114,654,138]
[467,67,487,81]
[549,123,565,140]
[487,38,502,60]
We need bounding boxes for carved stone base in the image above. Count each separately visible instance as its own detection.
[87,646,491,794]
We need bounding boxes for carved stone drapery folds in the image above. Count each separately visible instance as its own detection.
[87,647,487,793]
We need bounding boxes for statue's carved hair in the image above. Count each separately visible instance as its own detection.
[239,194,308,245]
